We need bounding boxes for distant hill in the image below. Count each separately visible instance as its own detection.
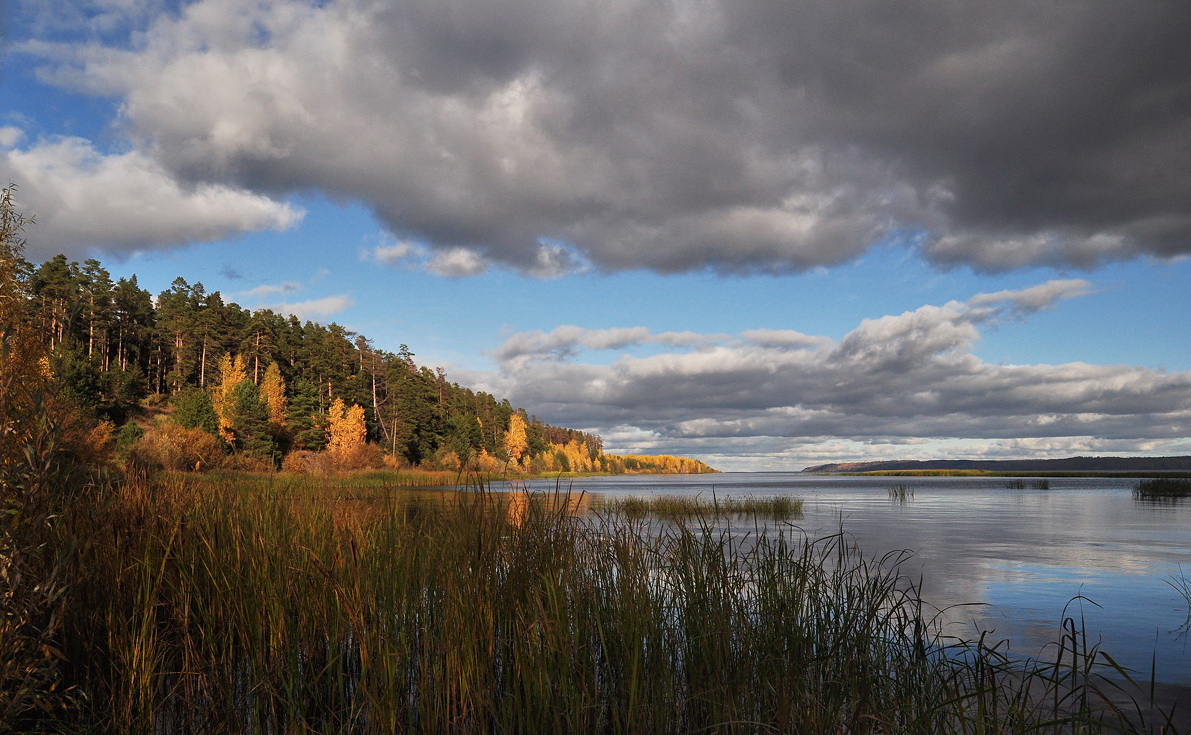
[802,456,1191,473]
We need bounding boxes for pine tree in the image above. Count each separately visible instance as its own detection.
[227,380,277,463]
[287,379,327,451]
[173,387,221,437]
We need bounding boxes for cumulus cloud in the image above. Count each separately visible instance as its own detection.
[1,134,302,258]
[18,0,1191,271]
[463,280,1191,468]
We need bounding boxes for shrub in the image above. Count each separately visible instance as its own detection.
[281,449,333,473]
[329,441,383,471]
[131,420,223,471]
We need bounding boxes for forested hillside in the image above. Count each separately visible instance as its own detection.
[9,242,714,475]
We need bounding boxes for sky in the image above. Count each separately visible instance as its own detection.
[2,0,1190,471]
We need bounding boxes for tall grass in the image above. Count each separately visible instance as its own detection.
[52,476,1178,734]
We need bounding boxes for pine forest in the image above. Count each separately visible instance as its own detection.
[5,232,714,477]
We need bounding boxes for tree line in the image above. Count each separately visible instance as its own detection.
[6,202,714,474]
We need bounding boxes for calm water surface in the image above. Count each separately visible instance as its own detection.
[496,473,1191,687]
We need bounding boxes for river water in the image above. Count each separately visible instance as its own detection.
[494,472,1191,691]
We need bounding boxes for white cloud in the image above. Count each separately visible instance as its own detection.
[366,238,586,279]
[237,281,302,300]
[369,240,422,266]
[526,243,589,279]
[267,294,353,320]
[426,247,489,277]
[0,127,25,147]
[968,279,1093,316]
[492,325,720,362]
[469,280,1191,467]
[741,329,833,350]
[1,134,302,258]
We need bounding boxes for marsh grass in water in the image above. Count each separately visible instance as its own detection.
[592,493,804,522]
[47,476,1184,734]
[1134,477,1191,499]
[888,484,915,502]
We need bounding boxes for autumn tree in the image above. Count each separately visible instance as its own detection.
[326,397,367,457]
[502,412,529,466]
[212,352,248,442]
[260,360,287,428]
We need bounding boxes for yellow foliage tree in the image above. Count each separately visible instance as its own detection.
[502,412,528,465]
[547,440,594,473]
[212,352,248,442]
[260,361,287,427]
[326,397,367,457]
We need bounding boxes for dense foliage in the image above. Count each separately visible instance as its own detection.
[6,225,712,474]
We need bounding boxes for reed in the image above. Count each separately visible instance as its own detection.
[1134,477,1191,499]
[48,476,1174,734]
[888,484,915,502]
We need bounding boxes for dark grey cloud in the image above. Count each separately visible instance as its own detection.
[18,0,1191,271]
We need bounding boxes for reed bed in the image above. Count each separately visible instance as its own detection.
[51,476,1177,734]
[592,493,804,522]
[1134,477,1191,499]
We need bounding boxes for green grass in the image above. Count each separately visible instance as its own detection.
[41,476,1182,734]
[592,493,804,522]
[1134,477,1191,499]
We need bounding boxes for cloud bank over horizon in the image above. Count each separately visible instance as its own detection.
[9,0,1191,273]
[464,280,1191,470]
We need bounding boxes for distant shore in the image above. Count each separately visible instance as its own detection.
[802,455,1191,475]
